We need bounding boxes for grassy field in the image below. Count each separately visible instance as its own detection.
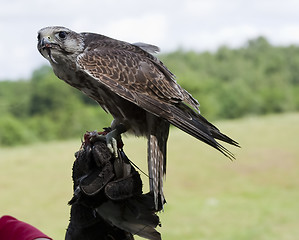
[1,113,299,240]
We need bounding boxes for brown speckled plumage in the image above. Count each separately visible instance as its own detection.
[37,26,239,211]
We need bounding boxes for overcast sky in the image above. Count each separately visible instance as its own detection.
[1,0,299,80]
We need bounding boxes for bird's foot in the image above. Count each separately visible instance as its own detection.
[104,124,126,158]
[86,124,126,158]
[81,130,119,155]
[105,129,120,158]
[81,125,126,159]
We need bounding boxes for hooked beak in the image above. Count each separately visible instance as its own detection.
[41,37,52,49]
[38,37,54,50]
[38,37,58,64]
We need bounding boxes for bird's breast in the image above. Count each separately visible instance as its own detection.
[75,73,149,136]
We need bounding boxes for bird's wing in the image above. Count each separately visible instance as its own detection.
[77,49,180,101]
[76,49,238,156]
[77,48,199,110]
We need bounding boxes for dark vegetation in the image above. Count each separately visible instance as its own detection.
[1,37,298,146]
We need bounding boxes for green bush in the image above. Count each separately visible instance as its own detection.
[0,116,33,146]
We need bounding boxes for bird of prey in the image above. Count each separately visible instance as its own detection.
[37,26,239,210]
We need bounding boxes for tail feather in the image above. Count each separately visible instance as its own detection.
[196,113,239,147]
[137,95,239,210]
[147,114,169,210]
[138,94,239,158]
[168,103,240,160]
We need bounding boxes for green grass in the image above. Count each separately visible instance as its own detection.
[1,113,299,240]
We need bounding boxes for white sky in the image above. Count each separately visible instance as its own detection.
[1,0,299,80]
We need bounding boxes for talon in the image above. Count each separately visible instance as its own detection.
[107,142,114,154]
[106,130,120,158]
[107,138,118,158]
[90,124,127,159]
[112,138,118,158]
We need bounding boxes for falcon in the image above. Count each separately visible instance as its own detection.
[37,26,239,210]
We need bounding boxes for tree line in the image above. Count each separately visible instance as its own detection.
[0,37,298,146]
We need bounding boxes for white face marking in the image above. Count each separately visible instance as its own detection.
[38,26,84,59]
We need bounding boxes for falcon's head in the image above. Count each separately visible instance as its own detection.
[37,26,84,64]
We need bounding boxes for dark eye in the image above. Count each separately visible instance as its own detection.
[58,31,67,39]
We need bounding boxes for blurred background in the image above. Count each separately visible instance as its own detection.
[0,0,299,239]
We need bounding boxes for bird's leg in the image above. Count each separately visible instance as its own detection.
[105,123,127,158]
